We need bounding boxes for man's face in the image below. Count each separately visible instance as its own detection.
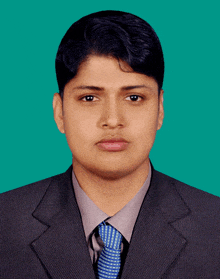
[53,55,164,179]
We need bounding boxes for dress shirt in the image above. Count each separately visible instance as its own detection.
[72,163,151,264]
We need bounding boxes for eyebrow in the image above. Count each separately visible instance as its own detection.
[73,86,104,91]
[121,85,150,91]
[72,85,152,91]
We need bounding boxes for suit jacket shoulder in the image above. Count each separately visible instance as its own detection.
[155,170,220,230]
[1,176,52,212]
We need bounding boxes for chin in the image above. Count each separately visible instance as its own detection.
[87,164,137,181]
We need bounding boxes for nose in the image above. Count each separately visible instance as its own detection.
[100,98,124,129]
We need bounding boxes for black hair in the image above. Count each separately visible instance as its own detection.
[55,10,164,98]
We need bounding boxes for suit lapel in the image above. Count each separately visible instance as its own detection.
[121,168,190,279]
[31,167,95,279]
[30,165,191,278]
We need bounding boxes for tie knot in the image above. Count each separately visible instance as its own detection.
[98,222,122,250]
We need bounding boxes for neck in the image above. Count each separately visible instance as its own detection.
[72,159,150,216]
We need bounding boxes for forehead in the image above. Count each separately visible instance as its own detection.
[65,55,158,92]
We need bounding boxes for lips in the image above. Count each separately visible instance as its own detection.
[97,137,129,151]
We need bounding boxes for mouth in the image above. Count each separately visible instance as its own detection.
[96,137,129,152]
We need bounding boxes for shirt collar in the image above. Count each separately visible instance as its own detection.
[72,163,151,243]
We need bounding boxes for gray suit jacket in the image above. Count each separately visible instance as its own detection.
[1,166,220,278]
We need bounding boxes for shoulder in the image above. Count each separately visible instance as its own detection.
[155,169,220,205]
[153,168,220,202]
[0,168,71,214]
[154,169,220,228]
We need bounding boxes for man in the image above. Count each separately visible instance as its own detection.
[1,10,220,279]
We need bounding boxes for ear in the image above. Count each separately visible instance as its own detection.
[53,93,65,134]
[157,89,164,130]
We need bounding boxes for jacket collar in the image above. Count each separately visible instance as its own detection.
[31,165,190,279]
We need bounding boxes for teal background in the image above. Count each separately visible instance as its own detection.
[0,1,219,195]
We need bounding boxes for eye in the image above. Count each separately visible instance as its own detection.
[80,95,97,102]
[126,95,143,101]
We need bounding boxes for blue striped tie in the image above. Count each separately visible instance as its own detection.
[97,222,123,279]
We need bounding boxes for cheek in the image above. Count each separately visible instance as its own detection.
[130,108,159,137]
[64,110,98,144]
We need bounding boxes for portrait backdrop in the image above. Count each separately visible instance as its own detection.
[1,0,219,195]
